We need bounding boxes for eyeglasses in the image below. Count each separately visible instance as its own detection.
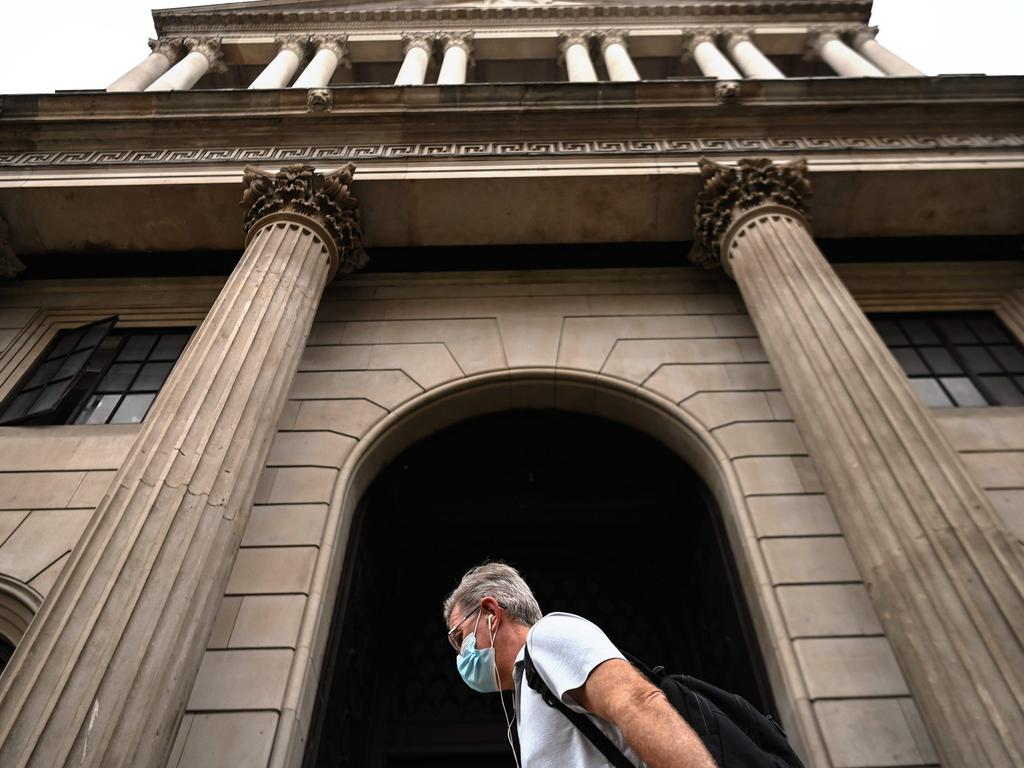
[446,604,482,653]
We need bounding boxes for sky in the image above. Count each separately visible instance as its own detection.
[1,0,1021,93]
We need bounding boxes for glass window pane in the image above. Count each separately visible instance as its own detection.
[3,391,38,421]
[31,381,69,413]
[991,345,1024,374]
[920,347,962,375]
[873,320,907,346]
[940,377,988,407]
[98,363,139,393]
[110,393,156,424]
[935,316,976,344]
[25,358,63,389]
[151,334,190,361]
[957,346,1001,374]
[967,316,1009,343]
[131,362,172,392]
[892,348,928,376]
[900,319,939,345]
[117,335,157,362]
[74,394,122,425]
[47,332,80,359]
[55,349,92,380]
[911,378,953,407]
[76,324,108,351]
[981,376,1024,406]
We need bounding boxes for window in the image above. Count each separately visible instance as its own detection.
[0,317,193,426]
[870,312,1024,407]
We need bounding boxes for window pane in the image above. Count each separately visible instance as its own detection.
[900,319,939,345]
[55,349,92,380]
[873,320,907,346]
[117,335,157,362]
[110,393,156,424]
[935,316,976,344]
[98,363,139,393]
[920,347,962,375]
[911,378,953,407]
[892,348,928,376]
[3,391,38,421]
[981,376,1024,406]
[131,362,172,392]
[75,393,121,425]
[957,346,1001,374]
[967,316,1010,343]
[32,381,69,413]
[991,345,1024,374]
[25,358,63,389]
[76,323,108,351]
[47,333,80,359]
[151,334,190,361]
[940,377,988,407]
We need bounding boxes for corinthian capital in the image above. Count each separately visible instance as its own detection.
[402,32,435,56]
[850,25,880,46]
[241,164,367,276]
[277,35,310,59]
[690,157,811,270]
[148,37,185,63]
[185,36,227,73]
[558,30,592,53]
[599,29,628,52]
[312,34,351,67]
[681,27,719,58]
[441,31,475,54]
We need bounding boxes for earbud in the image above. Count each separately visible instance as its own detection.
[487,614,494,629]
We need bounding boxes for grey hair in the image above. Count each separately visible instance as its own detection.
[443,562,543,627]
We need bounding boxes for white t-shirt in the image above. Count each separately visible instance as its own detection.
[513,612,646,768]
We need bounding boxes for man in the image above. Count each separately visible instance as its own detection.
[443,562,717,768]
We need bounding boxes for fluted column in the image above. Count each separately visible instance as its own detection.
[691,158,1024,768]
[250,35,308,89]
[559,31,598,82]
[599,30,640,82]
[146,37,226,91]
[851,26,924,76]
[722,32,784,79]
[0,165,366,768]
[395,32,433,85]
[683,29,741,80]
[107,38,184,92]
[808,29,885,77]
[293,35,350,88]
[437,32,473,85]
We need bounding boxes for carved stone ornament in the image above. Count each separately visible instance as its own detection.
[185,36,227,74]
[441,31,475,55]
[241,164,367,275]
[680,27,719,59]
[312,34,351,67]
[850,25,880,46]
[722,30,752,49]
[148,37,185,63]
[690,157,812,270]
[715,80,740,103]
[307,88,332,113]
[277,34,311,60]
[0,217,26,280]
[806,27,844,56]
[558,30,592,54]
[599,29,627,53]
[402,32,435,56]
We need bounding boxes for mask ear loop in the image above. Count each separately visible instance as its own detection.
[490,614,521,768]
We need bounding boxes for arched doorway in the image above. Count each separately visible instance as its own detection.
[306,409,776,768]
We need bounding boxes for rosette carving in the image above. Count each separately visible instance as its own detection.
[241,164,367,275]
[690,157,811,270]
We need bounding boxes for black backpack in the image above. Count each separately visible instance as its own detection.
[521,646,806,768]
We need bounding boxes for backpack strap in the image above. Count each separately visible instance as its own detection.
[521,645,636,768]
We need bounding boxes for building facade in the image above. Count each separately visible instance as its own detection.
[0,1,1022,766]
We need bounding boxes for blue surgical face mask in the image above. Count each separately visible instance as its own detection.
[456,611,499,693]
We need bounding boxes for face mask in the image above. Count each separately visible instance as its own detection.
[456,611,499,693]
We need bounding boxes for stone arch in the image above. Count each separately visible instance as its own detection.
[268,368,825,767]
[0,574,42,675]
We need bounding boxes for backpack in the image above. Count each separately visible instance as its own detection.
[521,646,806,768]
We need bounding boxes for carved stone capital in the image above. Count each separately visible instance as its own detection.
[440,31,475,55]
[558,30,592,54]
[185,36,227,74]
[690,157,812,270]
[0,217,26,280]
[850,25,880,46]
[722,30,752,49]
[312,35,351,68]
[277,35,310,60]
[148,37,185,63]
[807,28,843,54]
[402,32,435,56]
[241,164,366,277]
[599,29,628,53]
[681,27,719,59]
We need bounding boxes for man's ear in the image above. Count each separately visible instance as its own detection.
[480,596,501,623]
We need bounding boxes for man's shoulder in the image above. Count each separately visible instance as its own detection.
[528,612,610,651]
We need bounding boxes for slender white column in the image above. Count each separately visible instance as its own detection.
[394,33,433,86]
[809,30,885,77]
[683,30,741,80]
[851,26,924,76]
[293,36,349,88]
[600,31,640,82]
[723,32,784,79]
[107,38,184,92]
[249,36,308,89]
[559,31,598,82]
[146,37,226,92]
[437,32,473,85]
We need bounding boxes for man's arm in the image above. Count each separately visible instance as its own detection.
[569,658,717,768]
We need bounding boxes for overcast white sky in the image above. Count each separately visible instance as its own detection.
[2,0,1022,93]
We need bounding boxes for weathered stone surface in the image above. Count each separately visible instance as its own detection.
[747,495,840,537]
[795,637,909,698]
[226,547,317,595]
[187,649,293,710]
[815,699,938,768]
[762,537,861,584]
[241,504,327,547]
[777,584,883,637]
[173,712,278,768]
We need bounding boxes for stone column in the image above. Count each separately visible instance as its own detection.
[559,31,598,82]
[808,29,885,77]
[249,35,309,89]
[0,165,366,768]
[437,32,474,85]
[394,32,433,86]
[722,32,784,79]
[599,30,640,82]
[146,37,226,91]
[293,35,350,89]
[107,38,184,92]
[691,157,1024,768]
[851,26,924,76]
[682,29,741,80]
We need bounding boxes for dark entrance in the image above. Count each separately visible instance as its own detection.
[307,410,775,768]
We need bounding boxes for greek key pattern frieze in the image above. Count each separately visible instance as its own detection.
[1,134,1021,169]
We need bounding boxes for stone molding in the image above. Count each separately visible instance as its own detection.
[241,163,366,275]
[2,133,1021,169]
[690,156,811,269]
[0,575,42,644]
[147,37,185,63]
[0,217,25,279]
[184,36,227,74]
[401,31,435,56]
